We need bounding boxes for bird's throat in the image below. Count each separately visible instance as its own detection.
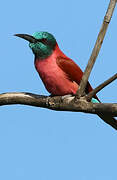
[33,45,53,59]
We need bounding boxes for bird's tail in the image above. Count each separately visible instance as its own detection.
[91,98,117,130]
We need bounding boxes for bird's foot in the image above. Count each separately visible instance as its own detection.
[61,94,75,103]
[61,94,73,100]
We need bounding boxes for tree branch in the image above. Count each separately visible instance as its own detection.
[1,0,117,131]
[86,73,117,101]
[76,0,117,97]
[0,92,117,116]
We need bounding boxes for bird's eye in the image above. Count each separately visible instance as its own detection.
[41,38,47,44]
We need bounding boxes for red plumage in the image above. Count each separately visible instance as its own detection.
[35,43,96,98]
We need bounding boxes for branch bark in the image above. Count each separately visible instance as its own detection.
[76,0,117,97]
[0,92,117,116]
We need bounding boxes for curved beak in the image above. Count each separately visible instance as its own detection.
[14,34,37,43]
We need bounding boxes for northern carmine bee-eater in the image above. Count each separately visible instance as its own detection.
[15,31,117,129]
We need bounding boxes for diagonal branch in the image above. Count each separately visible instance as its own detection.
[76,0,117,97]
[86,73,117,101]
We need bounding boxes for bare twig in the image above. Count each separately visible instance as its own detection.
[76,0,117,97]
[87,73,117,101]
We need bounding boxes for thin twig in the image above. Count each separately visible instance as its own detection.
[86,73,117,101]
[76,0,117,97]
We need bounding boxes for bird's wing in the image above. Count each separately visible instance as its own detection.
[56,56,83,84]
[56,57,117,129]
[56,56,93,94]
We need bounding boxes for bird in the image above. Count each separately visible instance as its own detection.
[15,31,117,129]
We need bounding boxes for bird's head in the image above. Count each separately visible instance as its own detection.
[15,32,57,59]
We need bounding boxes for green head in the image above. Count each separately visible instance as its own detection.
[15,32,57,59]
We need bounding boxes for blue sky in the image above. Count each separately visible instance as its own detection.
[0,0,117,180]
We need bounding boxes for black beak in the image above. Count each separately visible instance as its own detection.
[14,34,37,43]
